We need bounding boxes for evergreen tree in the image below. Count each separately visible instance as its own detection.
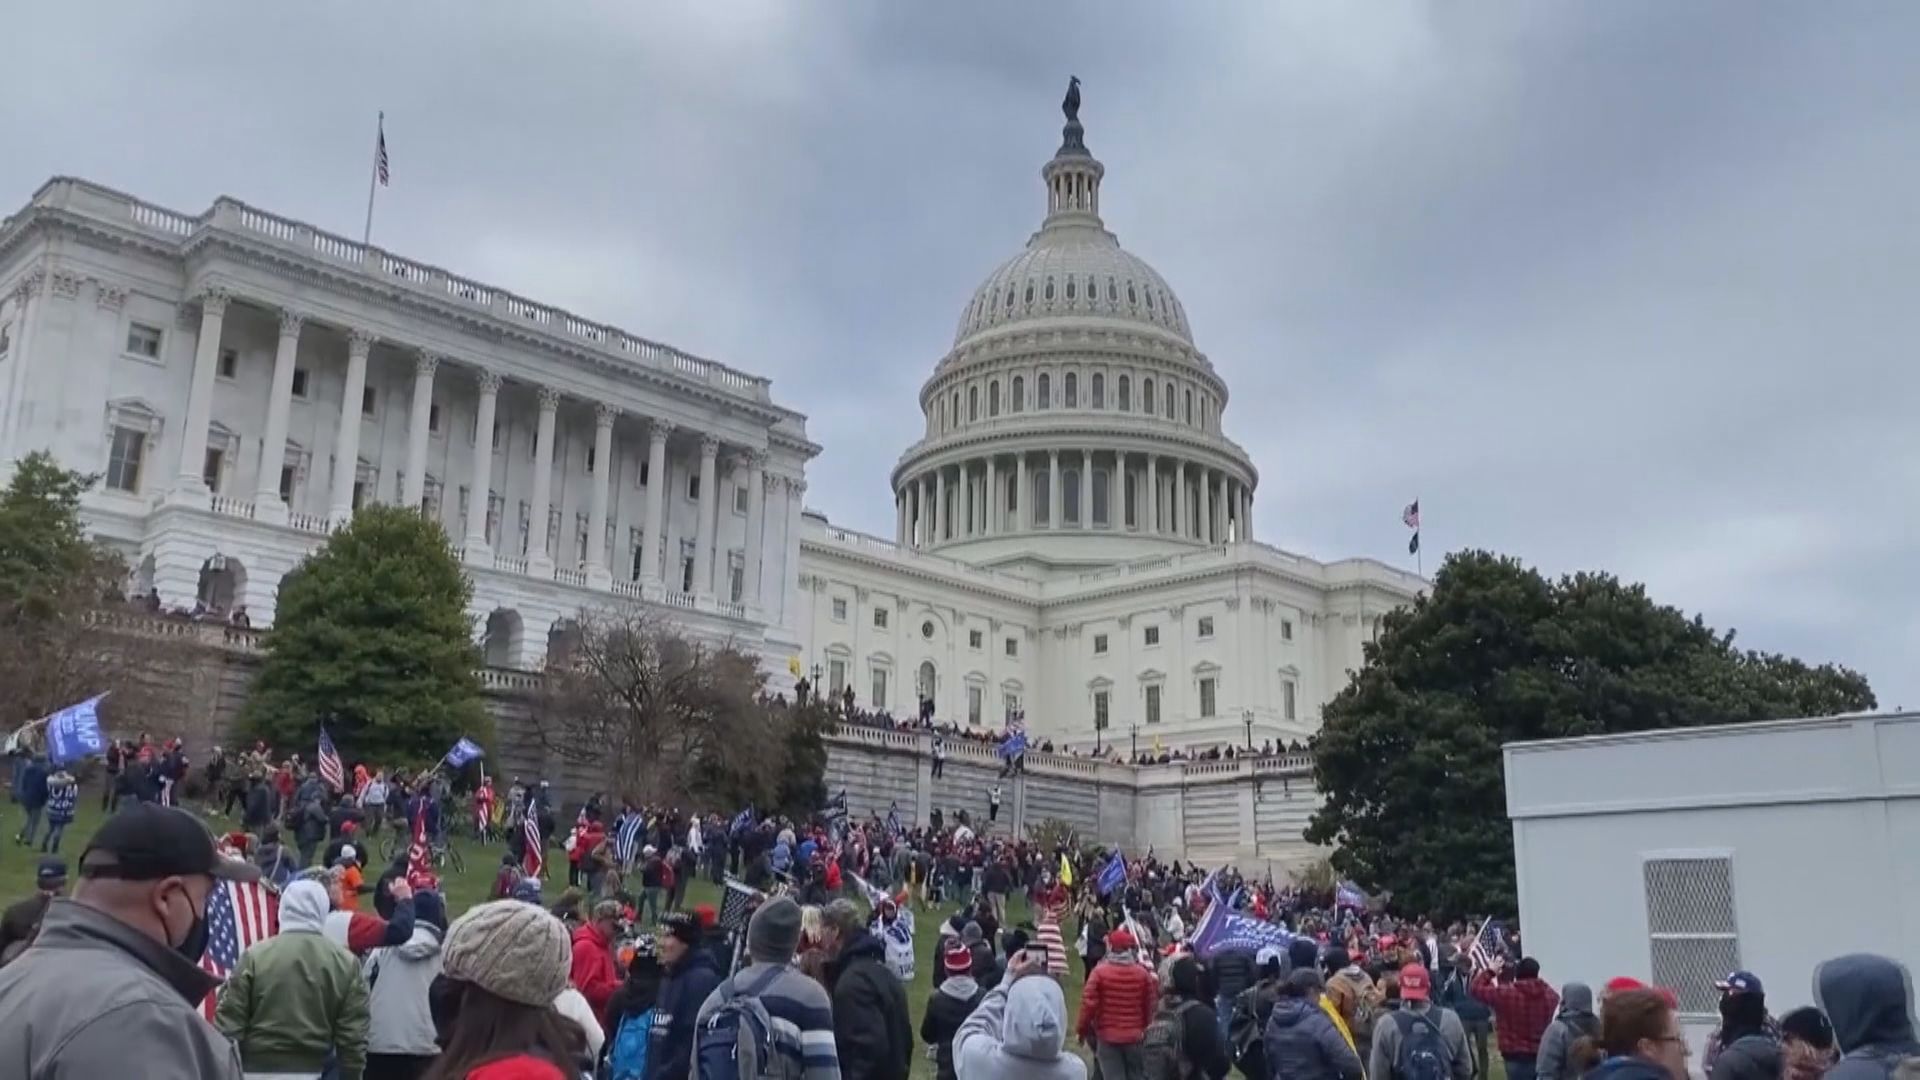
[1304,549,1875,919]
[244,505,487,764]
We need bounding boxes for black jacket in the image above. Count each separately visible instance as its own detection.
[920,980,984,1080]
[829,931,914,1080]
[647,948,722,1080]
[1211,948,1258,1000]
[1709,1034,1781,1080]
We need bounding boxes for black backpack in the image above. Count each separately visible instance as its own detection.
[1392,1010,1452,1080]
[1143,999,1208,1080]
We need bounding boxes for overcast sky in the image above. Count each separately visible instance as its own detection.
[6,3,1917,705]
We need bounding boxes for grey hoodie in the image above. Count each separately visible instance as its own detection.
[1535,982,1598,1080]
[364,923,445,1056]
[1815,953,1919,1080]
[954,976,1088,1080]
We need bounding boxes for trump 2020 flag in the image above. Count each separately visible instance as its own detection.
[1097,849,1128,898]
[44,694,109,765]
[444,737,484,768]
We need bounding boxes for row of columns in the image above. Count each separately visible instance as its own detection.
[166,288,778,606]
[893,450,1252,548]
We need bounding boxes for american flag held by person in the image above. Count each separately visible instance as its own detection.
[522,814,543,879]
[1468,917,1504,972]
[612,811,646,868]
[315,727,344,792]
[199,879,279,1020]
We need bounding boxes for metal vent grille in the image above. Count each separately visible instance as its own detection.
[1645,857,1739,1017]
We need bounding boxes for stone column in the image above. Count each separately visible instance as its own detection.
[784,478,806,624]
[1077,450,1090,527]
[744,453,767,606]
[1048,450,1062,528]
[461,369,501,559]
[1110,451,1123,530]
[172,288,230,500]
[1199,465,1213,544]
[1147,455,1158,534]
[934,466,947,544]
[895,490,907,545]
[985,456,998,537]
[253,309,303,522]
[329,329,376,526]
[584,404,617,585]
[1242,484,1254,543]
[526,388,560,574]
[639,421,672,582]
[1175,460,1188,540]
[692,434,719,598]
[1216,474,1229,542]
[400,351,439,510]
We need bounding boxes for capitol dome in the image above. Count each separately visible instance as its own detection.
[890,87,1258,571]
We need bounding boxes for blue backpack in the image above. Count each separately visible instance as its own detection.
[696,967,803,1080]
[606,1009,655,1080]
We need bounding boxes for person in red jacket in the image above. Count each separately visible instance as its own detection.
[1078,927,1161,1080]
[1472,956,1561,1080]
[569,898,623,1024]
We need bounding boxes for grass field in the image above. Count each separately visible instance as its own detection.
[0,794,1083,1080]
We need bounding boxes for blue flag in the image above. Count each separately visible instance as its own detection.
[444,737,484,768]
[1097,849,1127,897]
[613,811,646,866]
[998,730,1028,759]
[730,805,755,835]
[1335,880,1368,909]
[886,801,903,839]
[43,694,108,765]
[1190,893,1295,959]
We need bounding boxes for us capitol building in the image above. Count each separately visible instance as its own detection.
[0,95,1419,755]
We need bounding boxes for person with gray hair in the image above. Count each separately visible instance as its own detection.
[820,898,913,1080]
[697,896,843,1080]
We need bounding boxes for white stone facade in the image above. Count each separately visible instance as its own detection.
[0,178,815,670]
[795,107,1421,751]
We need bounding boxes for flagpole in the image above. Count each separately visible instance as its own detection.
[362,111,382,246]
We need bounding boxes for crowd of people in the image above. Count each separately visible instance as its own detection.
[0,750,1913,1080]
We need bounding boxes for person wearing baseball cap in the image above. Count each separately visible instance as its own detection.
[1369,962,1472,1080]
[1706,970,1781,1080]
[0,856,67,964]
[0,803,251,1078]
[924,941,987,1080]
[653,911,723,1080]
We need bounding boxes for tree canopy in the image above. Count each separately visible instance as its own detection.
[1304,549,1875,919]
[243,505,487,764]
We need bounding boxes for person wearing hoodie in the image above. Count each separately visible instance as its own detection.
[39,766,76,853]
[365,890,449,1080]
[1370,963,1471,1080]
[822,898,914,1080]
[648,912,723,1080]
[925,941,987,1080]
[1078,928,1161,1080]
[1167,954,1235,1080]
[1265,969,1366,1080]
[1706,972,1781,1080]
[215,878,371,1080]
[1582,988,1687,1080]
[953,949,1088,1080]
[1537,983,1601,1080]
[569,899,622,1026]
[1814,953,1920,1080]
[1324,946,1381,1054]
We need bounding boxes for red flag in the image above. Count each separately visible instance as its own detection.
[406,811,439,891]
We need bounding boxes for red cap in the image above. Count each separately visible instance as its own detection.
[944,942,973,973]
[1605,976,1647,995]
[1398,963,1431,1001]
[694,903,718,929]
[1108,928,1137,951]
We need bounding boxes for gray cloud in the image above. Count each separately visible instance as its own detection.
[5,2,1916,704]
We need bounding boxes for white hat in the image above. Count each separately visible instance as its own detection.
[339,844,358,863]
[1257,945,1283,967]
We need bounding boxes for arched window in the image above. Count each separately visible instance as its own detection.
[1091,373,1105,409]
[1185,388,1194,426]
[1012,375,1025,412]
[938,397,948,432]
[988,380,1001,418]
[1144,378,1155,415]
[1127,283,1138,306]
[1165,386,1176,419]
[1037,373,1051,409]
[1063,469,1081,525]
[1107,277,1118,302]
[1024,282,1034,305]
[1066,277,1077,301]
[1033,469,1050,525]
[968,386,979,422]
[1118,375,1131,411]
[1092,468,1110,525]
[1005,285,1015,310]
[953,391,961,428]
[1064,372,1078,408]
[1123,472,1137,528]
[1044,277,1055,301]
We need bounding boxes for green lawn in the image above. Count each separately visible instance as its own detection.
[1,795,1083,1080]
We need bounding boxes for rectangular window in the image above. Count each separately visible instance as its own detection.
[1094,690,1110,730]
[486,495,502,546]
[1005,636,1018,658]
[278,465,295,502]
[1093,633,1108,655]
[832,598,848,621]
[291,367,310,399]
[362,386,377,416]
[1004,692,1021,721]
[1199,676,1217,718]
[873,608,889,630]
[829,659,847,695]
[106,428,146,493]
[1145,684,1162,725]
[872,668,889,709]
[635,460,650,488]
[1283,679,1297,721]
[124,323,163,359]
[1644,857,1740,1018]
[729,558,744,604]
[1198,616,1215,639]
[1281,619,1294,642]
[352,478,367,510]
[734,484,750,514]
[586,445,597,474]
[968,685,983,727]
[216,347,239,379]
[202,447,223,492]
[428,403,442,435]
[969,629,983,650]
[687,472,700,500]
[1144,625,1160,647]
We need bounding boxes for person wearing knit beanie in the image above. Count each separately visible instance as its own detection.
[748,896,803,965]
[442,900,571,1007]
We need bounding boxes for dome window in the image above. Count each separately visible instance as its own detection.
[1145,289,1155,311]
[1127,283,1138,306]
[1011,375,1025,412]
[969,386,979,422]
[1107,278,1118,303]
[1091,373,1105,409]
[989,380,1001,417]
[1044,278,1055,301]
[1024,283,1034,305]
[1118,375,1131,411]
[1005,286,1015,310]
[1144,378,1155,414]
[1037,373,1051,409]
[1066,277,1076,300]
[1064,372,1078,408]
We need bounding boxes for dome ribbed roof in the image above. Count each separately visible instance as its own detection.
[953,234,1192,346]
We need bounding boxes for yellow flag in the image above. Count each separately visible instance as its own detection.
[788,656,803,677]
[1059,853,1074,887]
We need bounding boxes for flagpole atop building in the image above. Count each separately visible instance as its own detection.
[362,111,385,246]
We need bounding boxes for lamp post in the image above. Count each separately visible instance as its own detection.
[1130,723,1139,762]
[809,663,823,705]
[1243,708,1254,750]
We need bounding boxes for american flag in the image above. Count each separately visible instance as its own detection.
[199,879,278,1021]
[612,811,646,868]
[1468,917,1504,972]
[522,814,543,879]
[720,877,763,932]
[1402,500,1420,529]
[316,728,344,792]
[375,114,390,186]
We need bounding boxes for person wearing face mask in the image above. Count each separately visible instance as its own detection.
[0,802,251,1078]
